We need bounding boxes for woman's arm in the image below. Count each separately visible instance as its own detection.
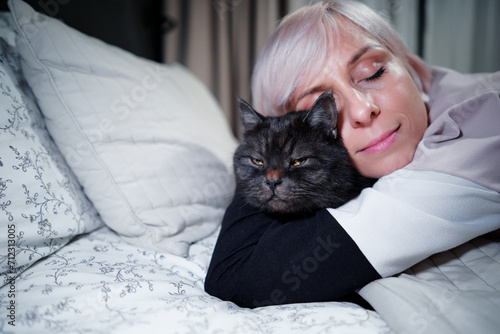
[205,170,500,308]
[330,169,500,278]
[204,193,380,308]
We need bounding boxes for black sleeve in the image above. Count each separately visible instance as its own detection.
[204,194,381,308]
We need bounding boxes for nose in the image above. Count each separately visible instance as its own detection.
[342,90,380,127]
[266,178,282,191]
[265,168,282,191]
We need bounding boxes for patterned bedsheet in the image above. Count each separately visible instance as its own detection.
[0,227,392,334]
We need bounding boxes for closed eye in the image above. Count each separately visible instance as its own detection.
[365,67,386,82]
[291,158,308,166]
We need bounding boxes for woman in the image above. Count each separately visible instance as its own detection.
[205,1,500,308]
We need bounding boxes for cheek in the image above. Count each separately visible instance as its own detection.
[397,79,428,133]
[382,63,427,128]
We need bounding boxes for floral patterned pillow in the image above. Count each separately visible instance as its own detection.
[0,17,103,278]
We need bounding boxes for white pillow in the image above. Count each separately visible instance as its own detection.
[9,0,237,256]
[359,237,500,334]
[0,15,103,275]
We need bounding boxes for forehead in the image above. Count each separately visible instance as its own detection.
[312,30,381,77]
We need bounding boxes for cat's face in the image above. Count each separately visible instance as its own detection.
[234,93,355,214]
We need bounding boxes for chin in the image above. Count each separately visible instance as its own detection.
[383,159,413,177]
[359,150,415,178]
[267,198,292,213]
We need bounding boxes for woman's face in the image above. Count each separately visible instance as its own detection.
[290,32,428,178]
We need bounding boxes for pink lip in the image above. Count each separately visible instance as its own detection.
[359,126,400,154]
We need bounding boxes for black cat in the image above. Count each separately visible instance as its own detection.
[233,91,376,215]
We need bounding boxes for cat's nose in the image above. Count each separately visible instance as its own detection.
[266,178,282,191]
[266,168,282,191]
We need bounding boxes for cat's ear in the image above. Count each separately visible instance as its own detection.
[305,90,338,137]
[238,97,264,132]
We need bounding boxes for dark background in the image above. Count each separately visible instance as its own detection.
[1,0,168,61]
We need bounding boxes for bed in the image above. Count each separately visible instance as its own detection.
[1,1,499,333]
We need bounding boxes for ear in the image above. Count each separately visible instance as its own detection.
[304,90,338,137]
[238,97,265,132]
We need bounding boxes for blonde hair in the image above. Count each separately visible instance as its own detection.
[251,0,431,116]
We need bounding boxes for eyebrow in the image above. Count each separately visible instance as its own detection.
[294,85,330,109]
[350,44,383,65]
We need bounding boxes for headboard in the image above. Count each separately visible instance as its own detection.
[0,0,170,61]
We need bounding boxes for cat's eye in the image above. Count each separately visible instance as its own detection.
[291,158,308,166]
[251,158,264,166]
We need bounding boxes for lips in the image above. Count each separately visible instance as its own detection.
[358,125,400,154]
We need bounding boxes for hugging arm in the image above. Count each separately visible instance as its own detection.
[330,170,500,278]
[205,170,500,308]
[204,194,380,308]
